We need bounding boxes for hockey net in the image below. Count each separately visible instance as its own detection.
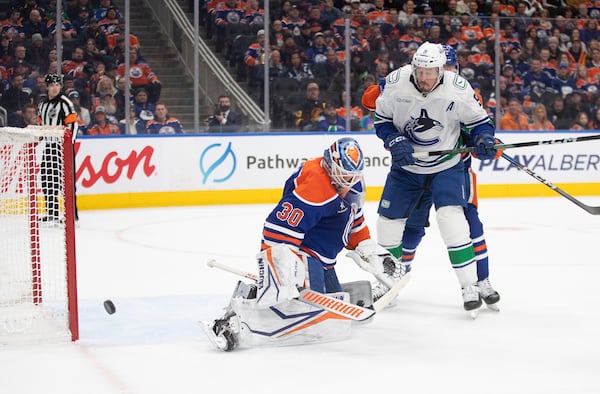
[0,126,78,344]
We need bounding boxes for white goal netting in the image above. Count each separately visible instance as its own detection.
[0,126,78,345]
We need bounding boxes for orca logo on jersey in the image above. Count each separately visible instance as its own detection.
[402,108,442,146]
[199,142,236,184]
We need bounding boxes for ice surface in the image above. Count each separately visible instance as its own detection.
[2,197,599,394]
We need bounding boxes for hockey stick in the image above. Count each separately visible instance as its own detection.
[501,153,600,215]
[206,259,375,321]
[412,134,600,158]
[207,259,258,281]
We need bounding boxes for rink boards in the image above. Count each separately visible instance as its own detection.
[73,131,600,210]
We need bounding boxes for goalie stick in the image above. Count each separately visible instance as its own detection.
[501,153,600,215]
[412,134,600,158]
[205,259,375,321]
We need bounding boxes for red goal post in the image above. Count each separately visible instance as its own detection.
[0,126,78,344]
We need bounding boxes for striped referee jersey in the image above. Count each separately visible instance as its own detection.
[37,94,80,141]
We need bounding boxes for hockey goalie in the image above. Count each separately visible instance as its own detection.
[201,138,409,351]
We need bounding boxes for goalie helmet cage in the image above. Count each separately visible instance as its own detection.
[0,126,78,344]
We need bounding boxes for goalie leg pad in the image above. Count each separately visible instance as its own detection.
[231,297,352,349]
[256,244,306,308]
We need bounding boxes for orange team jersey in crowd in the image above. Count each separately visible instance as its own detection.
[500,112,529,130]
[62,60,87,79]
[117,63,158,86]
[468,52,493,67]
[367,10,390,25]
[88,122,121,135]
[337,106,364,120]
[499,4,515,15]
[106,33,140,50]
[461,25,484,42]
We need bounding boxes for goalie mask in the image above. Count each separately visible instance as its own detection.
[411,42,446,94]
[45,73,62,85]
[322,137,364,191]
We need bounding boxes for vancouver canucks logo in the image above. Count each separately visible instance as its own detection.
[402,108,442,146]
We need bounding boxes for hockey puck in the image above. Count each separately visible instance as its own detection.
[103,300,116,315]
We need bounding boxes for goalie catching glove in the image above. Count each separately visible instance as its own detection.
[346,239,390,277]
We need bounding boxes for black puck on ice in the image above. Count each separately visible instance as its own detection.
[103,299,116,315]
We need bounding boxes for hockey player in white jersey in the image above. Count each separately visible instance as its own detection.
[374,42,499,316]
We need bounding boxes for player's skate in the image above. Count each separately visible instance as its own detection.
[462,284,482,319]
[201,310,240,352]
[478,278,500,311]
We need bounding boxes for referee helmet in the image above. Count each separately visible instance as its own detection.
[45,73,62,85]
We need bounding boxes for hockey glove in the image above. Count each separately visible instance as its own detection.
[347,239,385,276]
[472,133,498,161]
[385,133,415,169]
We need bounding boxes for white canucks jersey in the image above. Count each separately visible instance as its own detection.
[375,65,490,174]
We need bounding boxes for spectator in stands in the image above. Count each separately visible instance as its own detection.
[83,38,105,64]
[87,105,121,135]
[528,103,555,131]
[14,103,38,128]
[214,0,245,54]
[117,48,162,103]
[305,32,328,65]
[282,4,306,34]
[92,75,116,108]
[316,100,345,132]
[567,38,587,65]
[46,8,77,39]
[94,0,122,21]
[77,17,109,56]
[243,29,266,96]
[242,0,265,30]
[588,107,600,129]
[548,95,573,130]
[1,73,32,127]
[23,9,48,39]
[62,46,87,79]
[398,0,419,27]
[294,81,326,131]
[5,44,32,78]
[1,8,26,41]
[98,6,120,35]
[68,90,91,134]
[119,106,146,135]
[398,23,422,58]
[286,50,313,82]
[336,89,363,131]
[27,33,45,66]
[312,48,343,88]
[521,57,554,102]
[278,32,301,64]
[145,102,185,134]
[579,19,600,45]
[72,6,93,35]
[106,19,140,52]
[206,94,244,133]
[569,111,591,130]
[67,0,92,20]
[500,97,529,130]
[552,61,576,98]
[321,0,342,27]
[256,49,287,84]
[19,0,47,22]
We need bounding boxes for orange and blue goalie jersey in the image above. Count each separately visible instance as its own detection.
[261,157,370,267]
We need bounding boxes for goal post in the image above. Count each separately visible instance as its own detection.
[0,126,78,344]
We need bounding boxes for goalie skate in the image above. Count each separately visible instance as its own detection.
[200,312,240,352]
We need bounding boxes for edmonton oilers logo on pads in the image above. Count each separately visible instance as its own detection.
[199,142,237,184]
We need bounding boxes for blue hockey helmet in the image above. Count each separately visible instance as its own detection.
[442,44,458,70]
[323,137,364,190]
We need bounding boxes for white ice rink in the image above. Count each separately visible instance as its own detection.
[2,196,600,394]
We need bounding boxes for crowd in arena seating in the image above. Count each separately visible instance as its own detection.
[0,0,185,134]
[199,0,600,131]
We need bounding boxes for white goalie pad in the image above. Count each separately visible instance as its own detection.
[230,296,352,349]
[255,244,306,308]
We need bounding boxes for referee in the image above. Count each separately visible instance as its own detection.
[37,73,80,223]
